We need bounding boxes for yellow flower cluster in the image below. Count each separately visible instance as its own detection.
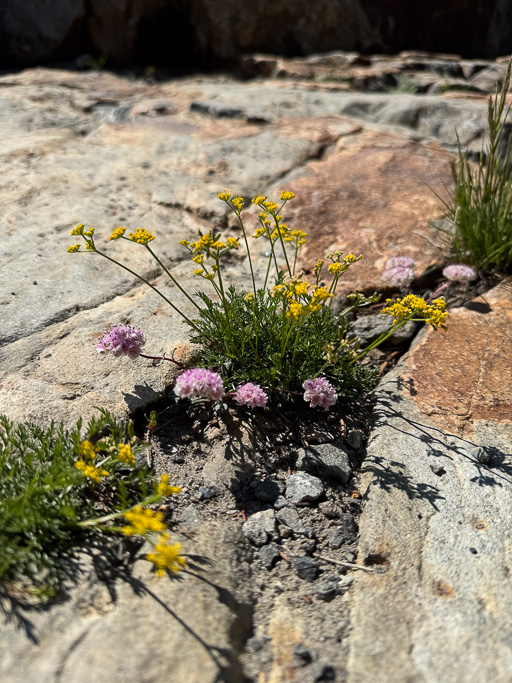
[231,196,244,211]
[271,277,333,321]
[157,474,181,497]
[75,460,109,483]
[128,228,155,245]
[280,190,295,201]
[146,533,186,576]
[67,244,80,252]
[217,190,232,201]
[117,443,136,467]
[381,295,448,329]
[78,440,99,460]
[122,506,167,536]
[74,440,109,482]
[71,224,85,236]
[109,226,126,241]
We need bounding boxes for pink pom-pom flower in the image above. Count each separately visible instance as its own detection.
[442,264,477,283]
[233,382,269,408]
[95,325,145,359]
[382,256,416,287]
[174,368,225,401]
[303,377,338,410]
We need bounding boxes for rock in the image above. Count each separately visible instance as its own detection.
[311,660,336,681]
[293,643,314,665]
[273,495,290,510]
[292,556,319,582]
[243,509,278,547]
[276,506,309,536]
[285,473,325,505]
[258,543,281,569]
[296,444,352,484]
[328,514,358,549]
[315,579,337,601]
[346,429,364,451]
[253,478,285,503]
[348,282,512,682]
[194,485,217,500]
[0,520,252,683]
[351,313,419,346]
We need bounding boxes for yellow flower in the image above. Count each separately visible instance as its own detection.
[85,243,96,251]
[217,191,232,201]
[294,282,310,297]
[280,190,295,201]
[192,255,204,264]
[313,259,324,275]
[193,268,203,276]
[204,273,215,281]
[258,212,267,220]
[109,226,126,241]
[264,201,278,213]
[312,286,332,301]
[128,228,155,245]
[78,440,99,461]
[381,294,448,329]
[117,443,136,467]
[287,301,305,321]
[146,533,186,576]
[70,224,85,236]
[328,262,344,274]
[211,265,219,272]
[226,237,239,249]
[245,292,254,302]
[67,244,80,253]
[211,240,226,249]
[252,195,267,205]
[179,239,191,247]
[75,460,109,483]
[122,506,167,536]
[344,252,362,264]
[231,196,244,211]
[83,227,95,238]
[156,474,181,497]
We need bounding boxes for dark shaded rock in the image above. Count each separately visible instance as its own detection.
[253,478,285,503]
[292,556,319,582]
[296,444,352,484]
[274,495,289,510]
[351,313,418,346]
[293,643,314,665]
[312,661,336,681]
[329,513,358,549]
[258,543,281,569]
[346,429,364,451]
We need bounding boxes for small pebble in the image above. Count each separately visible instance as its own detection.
[292,556,319,581]
[293,644,314,665]
[258,543,281,569]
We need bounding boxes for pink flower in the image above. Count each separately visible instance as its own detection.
[95,325,145,359]
[174,368,225,401]
[442,264,477,283]
[385,256,416,270]
[234,382,268,408]
[382,256,416,287]
[302,377,338,410]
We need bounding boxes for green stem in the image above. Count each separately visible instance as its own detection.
[236,212,258,298]
[79,494,160,528]
[273,214,292,277]
[145,244,202,311]
[92,248,224,353]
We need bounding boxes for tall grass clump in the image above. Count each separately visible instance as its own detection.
[435,59,512,273]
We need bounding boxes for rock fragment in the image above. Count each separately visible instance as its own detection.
[285,472,324,504]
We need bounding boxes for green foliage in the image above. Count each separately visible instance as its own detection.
[192,283,379,397]
[435,59,512,272]
[387,73,419,95]
[68,191,446,406]
[0,410,153,600]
